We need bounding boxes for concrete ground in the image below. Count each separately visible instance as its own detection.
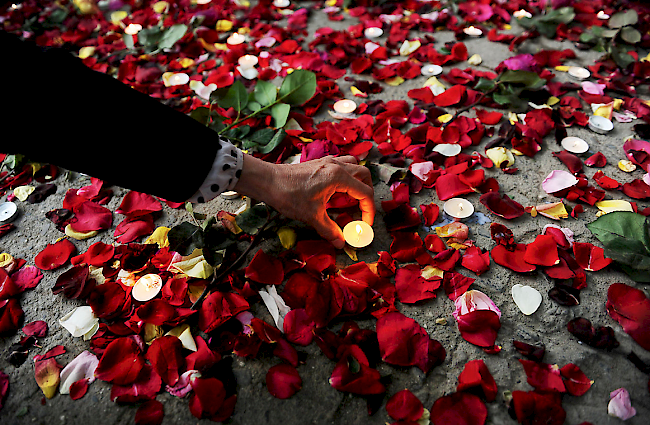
[1,2,650,424]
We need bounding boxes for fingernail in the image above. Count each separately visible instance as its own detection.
[333,239,345,249]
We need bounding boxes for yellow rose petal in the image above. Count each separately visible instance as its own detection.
[595,199,634,214]
[277,227,297,249]
[34,358,61,399]
[14,185,34,202]
[535,202,569,220]
[216,20,233,32]
[0,253,13,268]
[399,39,421,56]
[612,98,624,111]
[485,147,515,168]
[438,114,453,124]
[145,226,170,248]
[110,10,128,24]
[350,86,367,97]
[555,65,570,72]
[178,57,195,68]
[386,76,405,86]
[547,96,560,106]
[421,266,444,280]
[618,159,637,172]
[143,323,164,345]
[152,1,169,13]
[468,54,482,65]
[64,225,98,240]
[78,46,95,59]
[344,245,358,261]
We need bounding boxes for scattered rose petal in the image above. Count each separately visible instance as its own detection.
[542,170,579,194]
[59,350,98,394]
[608,388,636,420]
[511,284,542,315]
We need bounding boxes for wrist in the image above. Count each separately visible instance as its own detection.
[233,154,280,205]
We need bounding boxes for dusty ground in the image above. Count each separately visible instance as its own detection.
[1,3,650,425]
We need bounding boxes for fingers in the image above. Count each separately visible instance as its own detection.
[312,211,346,249]
[338,176,376,226]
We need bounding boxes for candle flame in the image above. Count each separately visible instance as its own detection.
[356,224,363,241]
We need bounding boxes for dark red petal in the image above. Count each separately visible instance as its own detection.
[116,191,162,217]
[329,344,385,395]
[420,203,440,226]
[0,370,8,410]
[69,379,89,400]
[518,359,566,393]
[69,201,112,232]
[245,250,284,286]
[0,298,24,336]
[283,308,315,346]
[584,151,607,167]
[479,192,524,219]
[456,310,501,348]
[395,264,440,304]
[0,268,20,300]
[511,391,566,425]
[513,340,546,362]
[110,364,162,403]
[523,235,560,267]
[560,363,592,396]
[443,272,475,301]
[390,232,424,263]
[386,389,424,421]
[266,364,302,399]
[606,283,650,351]
[430,392,487,425]
[135,399,164,425]
[457,359,498,402]
[146,335,185,386]
[95,337,145,385]
[189,377,226,419]
[22,320,48,337]
[572,242,612,272]
[622,179,650,199]
[11,265,44,291]
[34,239,76,271]
[460,246,491,276]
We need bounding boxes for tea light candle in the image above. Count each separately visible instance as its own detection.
[597,11,610,20]
[221,191,240,200]
[343,221,374,248]
[568,66,590,80]
[132,274,163,302]
[333,99,357,114]
[561,136,589,154]
[513,9,532,19]
[433,144,462,157]
[443,198,474,219]
[421,64,443,77]
[273,0,290,7]
[124,23,142,35]
[364,27,383,39]
[463,26,482,37]
[227,32,246,45]
[164,72,189,87]
[238,54,258,69]
[196,0,212,4]
[588,115,613,134]
[0,202,18,223]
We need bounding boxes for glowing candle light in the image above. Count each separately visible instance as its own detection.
[273,0,290,7]
[226,32,246,45]
[588,115,613,134]
[163,72,190,87]
[513,9,532,19]
[443,198,474,219]
[561,136,589,154]
[124,23,142,35]
[597,11,610,20]
[463,26,482,37]
[364,27,383,39]
[568,66,590,80]
[238,54,258,69]
[421,64,442,77]
[132,274,163,302]
[333,99,357,114]
[0,202,18,223]
[343,221,374,248]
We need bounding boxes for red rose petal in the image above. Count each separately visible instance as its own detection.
[390,232,425,263]
[22,320,48,337]
[511,391,566,425]
[0,370,9,410]
[606,282,650,351]
[11,265,44,291]
[457,359,497,402]
[623,179,650,199]
[95,337,145,386]
[266,364,302,399]
[395,264,440,304]
[434,85,467,107]
[518,359,566,393]
[116,191,162,217]
[70,201,112,233]
[480,192,524,219]
[460,246,491,276]
[456,310,501,348]
[329,344,385,395]
[189,376,226,420]
[430,392,487,425]
[69,379,89,400]
[135,399,164,425]
[198,291,249,333]
[283,308,315,346]
[475,109,503,125]
[443,272,475,301]
[0,298,24,336]
[245,249,284,286]
[491,244,536,273]
[146,335,185,386]
[523,234,560,267]
[560,363,592,396]
[592,171,620,190]
[585,151,607,167]
[110,365,162,403]
[386,389,424,421]
[34,239,76,271]
[572,242,612,272]
[0,268,20,300]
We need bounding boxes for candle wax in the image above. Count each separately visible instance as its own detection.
[238,54,258,68]
[568,66,590,80]
[443,198,474,219]
[0,202,18,223]
[227,33,245,45]
[333,99,357,114]
[463,26,482,36]
[124,23,142,35]
[132,274,163,302]
[421,64,442,77]
[561,136,589,154]
[343,221,374,248]
[364,27,383,38]
[273,0,290,7]
[588,115,613,134]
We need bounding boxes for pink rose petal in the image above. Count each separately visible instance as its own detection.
[542,170,579,194]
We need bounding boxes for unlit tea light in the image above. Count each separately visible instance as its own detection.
[588,115,613,134]
[0,202,18,223]
[364,27,383,39]
[132,274,163,302]
[568,66,590,80]
[463,26,482,37]
[238,54,258,69]
[561,136,589,154]
[273,0,290,7]
[333,99,357,114]
[343,221,374,248]
[421,64,443,77]
[227,32,245,45]
[443,198,474,219]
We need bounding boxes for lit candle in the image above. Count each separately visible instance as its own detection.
[433,144,462,157]
[364,27,383,39]
[588,115,613,134]
[226,32,246,45]
[124,23,142,35]
[421,64,443,77]
[463,26,483,37]
[513,9,532,19]
[443,198,474,219]
[561,136,589,154]
[568,66,590,80]
[333,99,357,114]
[597,11,610,20]
[196,0,212,4]
[343,221,374,248]
[273,0,290,7]
[238,54,258,69]
[163,72,190,87]
[0,202,18,223]
[132,274,163,302]
[220,190,240,200]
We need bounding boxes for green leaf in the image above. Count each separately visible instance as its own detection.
[123,34,134,49]
[219,80,249,112]
[474,77,497,92]
[257,129,287,154]
[586,212,650,281]
[189,107,211,125]
[137,27,163,47]
[610,44,636,69]
[498,70,545,89]
[247,101,262,112]
[159,24,188,49]
[609,10,638,29]
[236,204,269,235]
[250,128,276,146]
[601,28,621,38]
[271,103,291,128]
[254,80,278,106]
[224,125,251,140]
[279,69,317,105]
[368,162,405,185]
[535,21,558,38]
[621,27,641,44]
[168,222,205,256]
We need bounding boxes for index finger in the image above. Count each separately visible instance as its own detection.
[336,176,376,226]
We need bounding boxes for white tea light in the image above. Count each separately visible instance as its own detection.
[568,66,590,80]
[421,64,443,77]
[333,99,357,114]
[561,136,589,154]
[132,274,163,302]
[273,0,290,7]
[433,144,462,157]
[343,221,374,248]
[124,23,142,35]
[443,198,474,219]
[238,54,258,69]
[226,32,245,45]
[463,26,482,37]
[0,202,18,223]
[597,11,610,20]
[588,115,613,134]
[221,191,240,200]
[364,27,383,39]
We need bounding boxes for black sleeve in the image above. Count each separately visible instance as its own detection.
[1,30,220,202]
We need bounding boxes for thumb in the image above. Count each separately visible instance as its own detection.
[311,211,345,249]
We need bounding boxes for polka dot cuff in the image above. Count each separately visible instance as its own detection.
[187,135,244,204]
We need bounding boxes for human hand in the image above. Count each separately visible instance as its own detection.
[234,154,375,249]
